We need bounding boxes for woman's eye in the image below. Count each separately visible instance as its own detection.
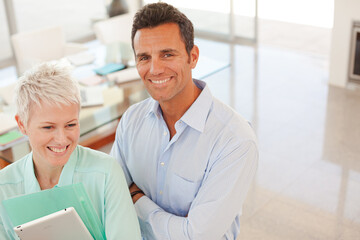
[43,126,52,129]
[67,123,77,127]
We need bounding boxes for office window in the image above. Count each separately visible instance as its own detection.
[258,0,333,28]
[0,2,12,62]
[142,0,157,4]
[143,0,257,42]
[234,0,257,39]
[13,0,107,41]
[160,0,231,36]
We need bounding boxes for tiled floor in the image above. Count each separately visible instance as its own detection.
[100,20,360,239]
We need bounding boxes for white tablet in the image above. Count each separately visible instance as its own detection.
[13,207,93,240]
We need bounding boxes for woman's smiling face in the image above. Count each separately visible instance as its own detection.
[17,100,80,170]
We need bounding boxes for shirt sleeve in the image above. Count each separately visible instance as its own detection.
[134,140,258,240]
[0,223,11,240]
[104,160,142,240]
[110,114,133,187]
[0,206,17,240]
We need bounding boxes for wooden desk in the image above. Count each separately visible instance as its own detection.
[0,156,11,169]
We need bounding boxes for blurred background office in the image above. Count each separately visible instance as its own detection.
[1,0,360,239]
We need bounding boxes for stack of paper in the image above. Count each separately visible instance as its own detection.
[67,52,95,66]
[0,113,17,135]
[80,86,105,108]
[78,75,105,86]
[0,83,16,105]
[107,67,141,83]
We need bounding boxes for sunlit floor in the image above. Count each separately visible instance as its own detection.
[202,21,360,240]
[98,20,360,240]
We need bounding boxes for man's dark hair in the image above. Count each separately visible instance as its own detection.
[131,2,194,56]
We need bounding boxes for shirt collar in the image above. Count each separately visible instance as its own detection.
[24,152,41,194]
[57,145,78,186]
[147,98,162,120]
[181,79,213,133]
[23,146,79,193]
[146,79,213,132]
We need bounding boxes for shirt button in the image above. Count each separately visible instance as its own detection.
[163,131,167,136]
[159,191,163,195]
[160,162,165,166]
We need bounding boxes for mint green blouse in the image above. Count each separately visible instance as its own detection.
[0,145,141,240]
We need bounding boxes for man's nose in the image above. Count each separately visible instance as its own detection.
[150,58,164,75]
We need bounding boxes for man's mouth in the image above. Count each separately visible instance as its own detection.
[150,77,171,84]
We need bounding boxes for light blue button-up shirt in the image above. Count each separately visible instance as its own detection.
[111,79,258,240]
[0,145,141,240]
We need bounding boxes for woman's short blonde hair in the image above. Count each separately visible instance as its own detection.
[15,61,81,126]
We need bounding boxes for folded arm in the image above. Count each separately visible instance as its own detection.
[131,141,258,240]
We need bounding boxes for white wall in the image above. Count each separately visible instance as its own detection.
[127,0,140,14]
[329,0,360,87]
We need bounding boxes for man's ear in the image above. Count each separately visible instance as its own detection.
[190,45,199,69]
[15,115,27,135]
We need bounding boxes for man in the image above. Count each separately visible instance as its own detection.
[110,2,258,239]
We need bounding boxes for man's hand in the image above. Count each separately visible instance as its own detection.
[129,183,145,204]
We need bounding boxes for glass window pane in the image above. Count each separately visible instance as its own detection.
[144,0,230,36]
[0,2,12,61]
[258,0,333,28]
[169,0,230,36]
[234,0,256,39]
[143,0,157,4]
[13,0,107,41]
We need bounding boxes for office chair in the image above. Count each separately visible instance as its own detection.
[93,13,132,45]
[93,14,134,66]
[11,26,88,76]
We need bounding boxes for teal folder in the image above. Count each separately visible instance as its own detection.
[94,63,126,75]
[2,183,106,240]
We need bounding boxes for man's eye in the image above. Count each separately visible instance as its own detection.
[43,126,52,129]
[164,53,173,58]
[67,123,77,127]
[139,56,149,61]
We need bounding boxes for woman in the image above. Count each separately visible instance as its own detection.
[0,61,141,239]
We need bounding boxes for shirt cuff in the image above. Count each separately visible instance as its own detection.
[134,196,172,239]
[168,214,188,239]
[134,196,158,221]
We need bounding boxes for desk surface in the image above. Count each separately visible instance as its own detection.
[0,39,230,163]
[79,80,148,136]
[0,40,143,152]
